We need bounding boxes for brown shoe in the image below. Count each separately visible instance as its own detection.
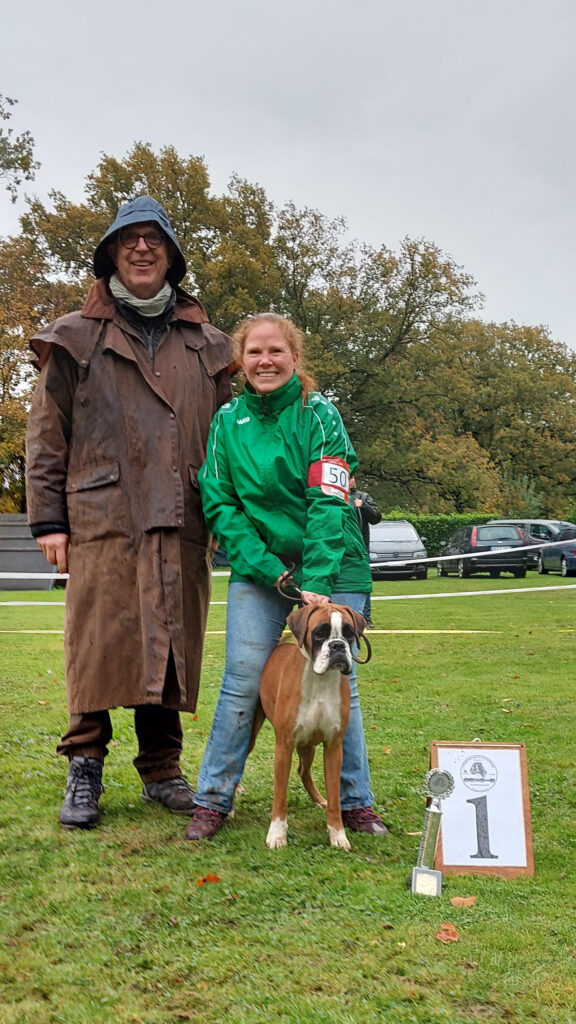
[342,807,389,835]
[185,806,227,841]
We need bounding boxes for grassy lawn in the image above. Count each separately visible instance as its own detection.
[1,574,576,1023]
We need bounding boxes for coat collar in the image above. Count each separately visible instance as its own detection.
[81,277,209,326]
[243,373,302,416]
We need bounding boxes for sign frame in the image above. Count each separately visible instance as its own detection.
[430,741,534,878]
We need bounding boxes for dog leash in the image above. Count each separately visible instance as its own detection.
[276,566,304,603]
[276,567,372,665]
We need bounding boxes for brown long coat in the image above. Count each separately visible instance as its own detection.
[26,279,233,714]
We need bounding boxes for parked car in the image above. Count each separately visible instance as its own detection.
[437,524,527,578]
[487,519,576,569]
[536,526,576,576]
[369,520,428,580]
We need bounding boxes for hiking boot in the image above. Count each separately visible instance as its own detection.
[141,777,196,815]
[185,806,227,841]
[59,756,103,829]
[342,807,389,836]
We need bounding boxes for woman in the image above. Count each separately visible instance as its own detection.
[185,313,387,841]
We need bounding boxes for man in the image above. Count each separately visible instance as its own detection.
[348,476,382,627]
[26,196,233,828]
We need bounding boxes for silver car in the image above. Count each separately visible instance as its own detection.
[369,520,428,580]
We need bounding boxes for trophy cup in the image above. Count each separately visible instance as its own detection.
[411,768,455,896]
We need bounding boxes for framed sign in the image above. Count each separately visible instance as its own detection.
[430,742,534,877]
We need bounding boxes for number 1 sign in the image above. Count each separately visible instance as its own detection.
[430,742,534,878]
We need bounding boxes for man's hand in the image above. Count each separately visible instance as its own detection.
[38,533,69,574]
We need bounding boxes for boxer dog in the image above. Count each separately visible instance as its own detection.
[255,602,368,851]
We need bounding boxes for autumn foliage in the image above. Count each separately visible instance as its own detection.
[3,142,576,515]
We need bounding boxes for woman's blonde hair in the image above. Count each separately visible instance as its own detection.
[232,312,316,404]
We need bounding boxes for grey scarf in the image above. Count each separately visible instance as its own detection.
[109,274,173,317]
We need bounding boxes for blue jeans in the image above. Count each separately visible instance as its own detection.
[195,583,375,814]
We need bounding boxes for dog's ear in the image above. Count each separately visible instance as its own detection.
[346,608,368,640]
[287,605,317,646]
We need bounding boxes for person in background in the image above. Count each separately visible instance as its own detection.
[26,196,233,829]
[348,476,382,628]
[185,312,388,842]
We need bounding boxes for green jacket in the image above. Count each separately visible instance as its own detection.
[198,373,372,595]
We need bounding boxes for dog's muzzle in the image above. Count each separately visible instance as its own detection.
[327,639,352,672]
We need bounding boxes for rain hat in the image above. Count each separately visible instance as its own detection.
[93,195,186,285]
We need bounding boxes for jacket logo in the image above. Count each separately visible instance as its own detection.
[237,416,251,425]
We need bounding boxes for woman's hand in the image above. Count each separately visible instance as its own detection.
[300,590,330,605]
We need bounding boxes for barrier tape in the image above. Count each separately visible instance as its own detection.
[0,570,231,580]
[1,586,574,609]
[370,583,576,601]
[1,538,570,579]
[370,537,574,568]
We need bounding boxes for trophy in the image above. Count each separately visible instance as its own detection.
[411,768,455,896]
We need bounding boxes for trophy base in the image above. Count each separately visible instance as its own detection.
[411,866,443,897]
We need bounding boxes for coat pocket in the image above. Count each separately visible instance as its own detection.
[66,460,130,542]
[66,461,120,493]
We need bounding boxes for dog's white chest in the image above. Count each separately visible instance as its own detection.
[293,664,342,745]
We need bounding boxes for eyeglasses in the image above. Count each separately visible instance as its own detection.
[118,228,165,250]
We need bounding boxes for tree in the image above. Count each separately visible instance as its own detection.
[271,210,485,509]
[7,141,576,516]
[425,320,576,516]
[0,95,40,203]
[19,143,280,333]
[0,235,83,510]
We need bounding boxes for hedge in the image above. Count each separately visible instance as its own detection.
[378,511,497,557]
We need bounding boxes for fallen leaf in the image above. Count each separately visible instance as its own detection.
[382,923,394,929]
[501,707,512,713]
[196,873,222,886]
[38,700,50,706]
[523,722,534,728]
[436,922,459,944]
[502,698,513,703]
[382,747,392,754]
[405,831,422,837]
[192,714,198,720]
[450,896,477,908]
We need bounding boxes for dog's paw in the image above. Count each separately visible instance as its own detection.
[266,818,288,849]
[328,825,351,851]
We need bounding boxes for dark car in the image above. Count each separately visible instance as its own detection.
[487,518,576,569]
[537,526,576,576]
[369,520,428,580]
[437,524,527,578]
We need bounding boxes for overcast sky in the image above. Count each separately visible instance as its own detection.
[2,0,575,347]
